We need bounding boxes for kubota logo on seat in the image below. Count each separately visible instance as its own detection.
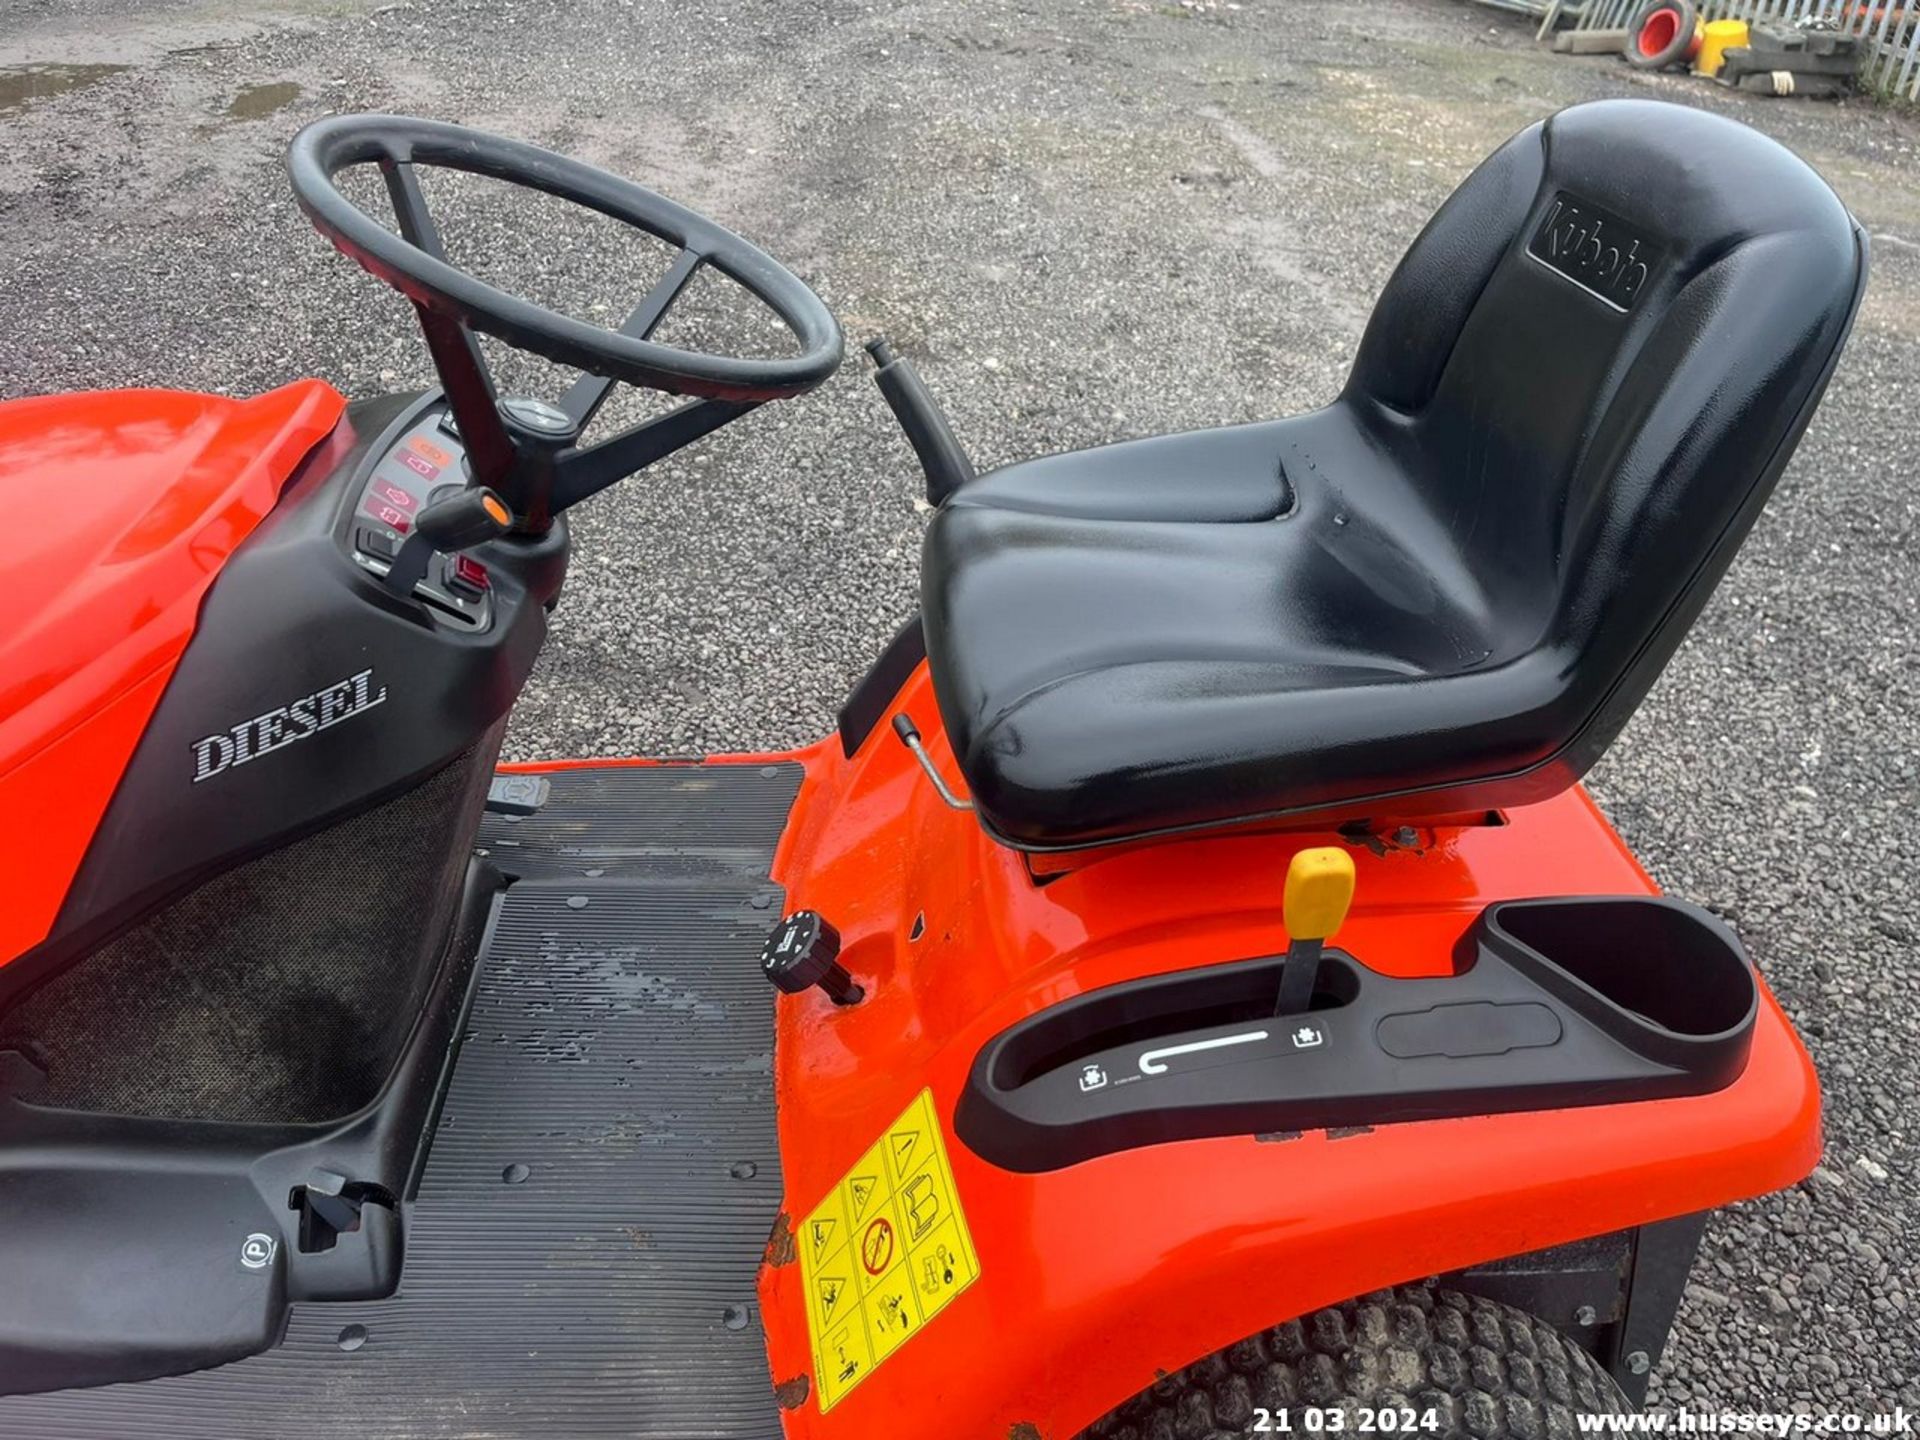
[190,668,388,783]
[1527,192,1663,312]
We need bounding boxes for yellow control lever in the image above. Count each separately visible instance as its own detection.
[1276,846,1356,1015]
[1283,847,1356,941]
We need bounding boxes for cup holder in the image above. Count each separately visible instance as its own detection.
[956,895,1762,1173]
[1482,898,1758,1067]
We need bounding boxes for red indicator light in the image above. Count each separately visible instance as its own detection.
[364,499,410,533]
[409,435,453,468]
[452,554,491,592]
[371,480,417,511]
[400,451,438,479]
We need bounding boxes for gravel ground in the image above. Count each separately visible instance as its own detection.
[2,0,1915,1419]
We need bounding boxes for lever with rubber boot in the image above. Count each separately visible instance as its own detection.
[866,336,976,506]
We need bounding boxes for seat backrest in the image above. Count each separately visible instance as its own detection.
[1345,98,1864,762]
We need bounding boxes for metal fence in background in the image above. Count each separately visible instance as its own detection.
[1509,0,1920,102]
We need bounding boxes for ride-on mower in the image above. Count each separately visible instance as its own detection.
[0,97,1865,1437]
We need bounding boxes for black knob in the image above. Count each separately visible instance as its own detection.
[760,911,863,1006]
[382,486,515,597]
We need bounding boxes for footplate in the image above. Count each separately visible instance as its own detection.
[0,760,802,1440]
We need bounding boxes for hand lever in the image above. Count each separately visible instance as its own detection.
[866,336,976,506]
[382,487,514,598]
[1275,847,1356,1016]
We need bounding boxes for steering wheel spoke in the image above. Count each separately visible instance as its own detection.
[554,398,755,511]
[379,157,450,260]
[413,304,515,489]
[372,155,516,485]
[559,247,704,429]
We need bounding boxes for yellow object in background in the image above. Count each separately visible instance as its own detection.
[1283,846,1356,942]
[1695,19,1750,78]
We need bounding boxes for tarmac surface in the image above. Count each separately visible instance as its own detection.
[1,0,1916,1421]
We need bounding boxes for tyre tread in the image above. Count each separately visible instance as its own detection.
[1078,1285,1629,1440]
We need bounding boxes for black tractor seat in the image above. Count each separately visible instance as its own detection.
[921,99,1866,852]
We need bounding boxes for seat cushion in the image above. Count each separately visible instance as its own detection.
[922,409,1576,849]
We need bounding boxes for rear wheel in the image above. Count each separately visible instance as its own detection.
[1078,1285,1631,1440]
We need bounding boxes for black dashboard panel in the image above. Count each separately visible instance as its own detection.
[340,406,492,631]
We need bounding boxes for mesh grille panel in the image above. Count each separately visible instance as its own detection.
[0,731,501,1124]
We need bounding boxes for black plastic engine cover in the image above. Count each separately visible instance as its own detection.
[3,393,551,1009]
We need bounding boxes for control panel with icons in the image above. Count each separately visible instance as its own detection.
[345,410,493,629]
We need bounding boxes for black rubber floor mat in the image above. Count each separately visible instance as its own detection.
[0,761,803,1439]
[484,761,805,882]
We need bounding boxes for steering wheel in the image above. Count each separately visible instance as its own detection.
[286,114,842,529]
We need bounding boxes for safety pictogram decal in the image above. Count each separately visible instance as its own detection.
[798,1088,982,1412]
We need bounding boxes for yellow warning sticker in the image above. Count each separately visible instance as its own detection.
[798,1088,982,1412]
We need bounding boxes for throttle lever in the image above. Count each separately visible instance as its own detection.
[1275,847,1356,1016]
[382,486,514,597]
[866,336,975,506]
